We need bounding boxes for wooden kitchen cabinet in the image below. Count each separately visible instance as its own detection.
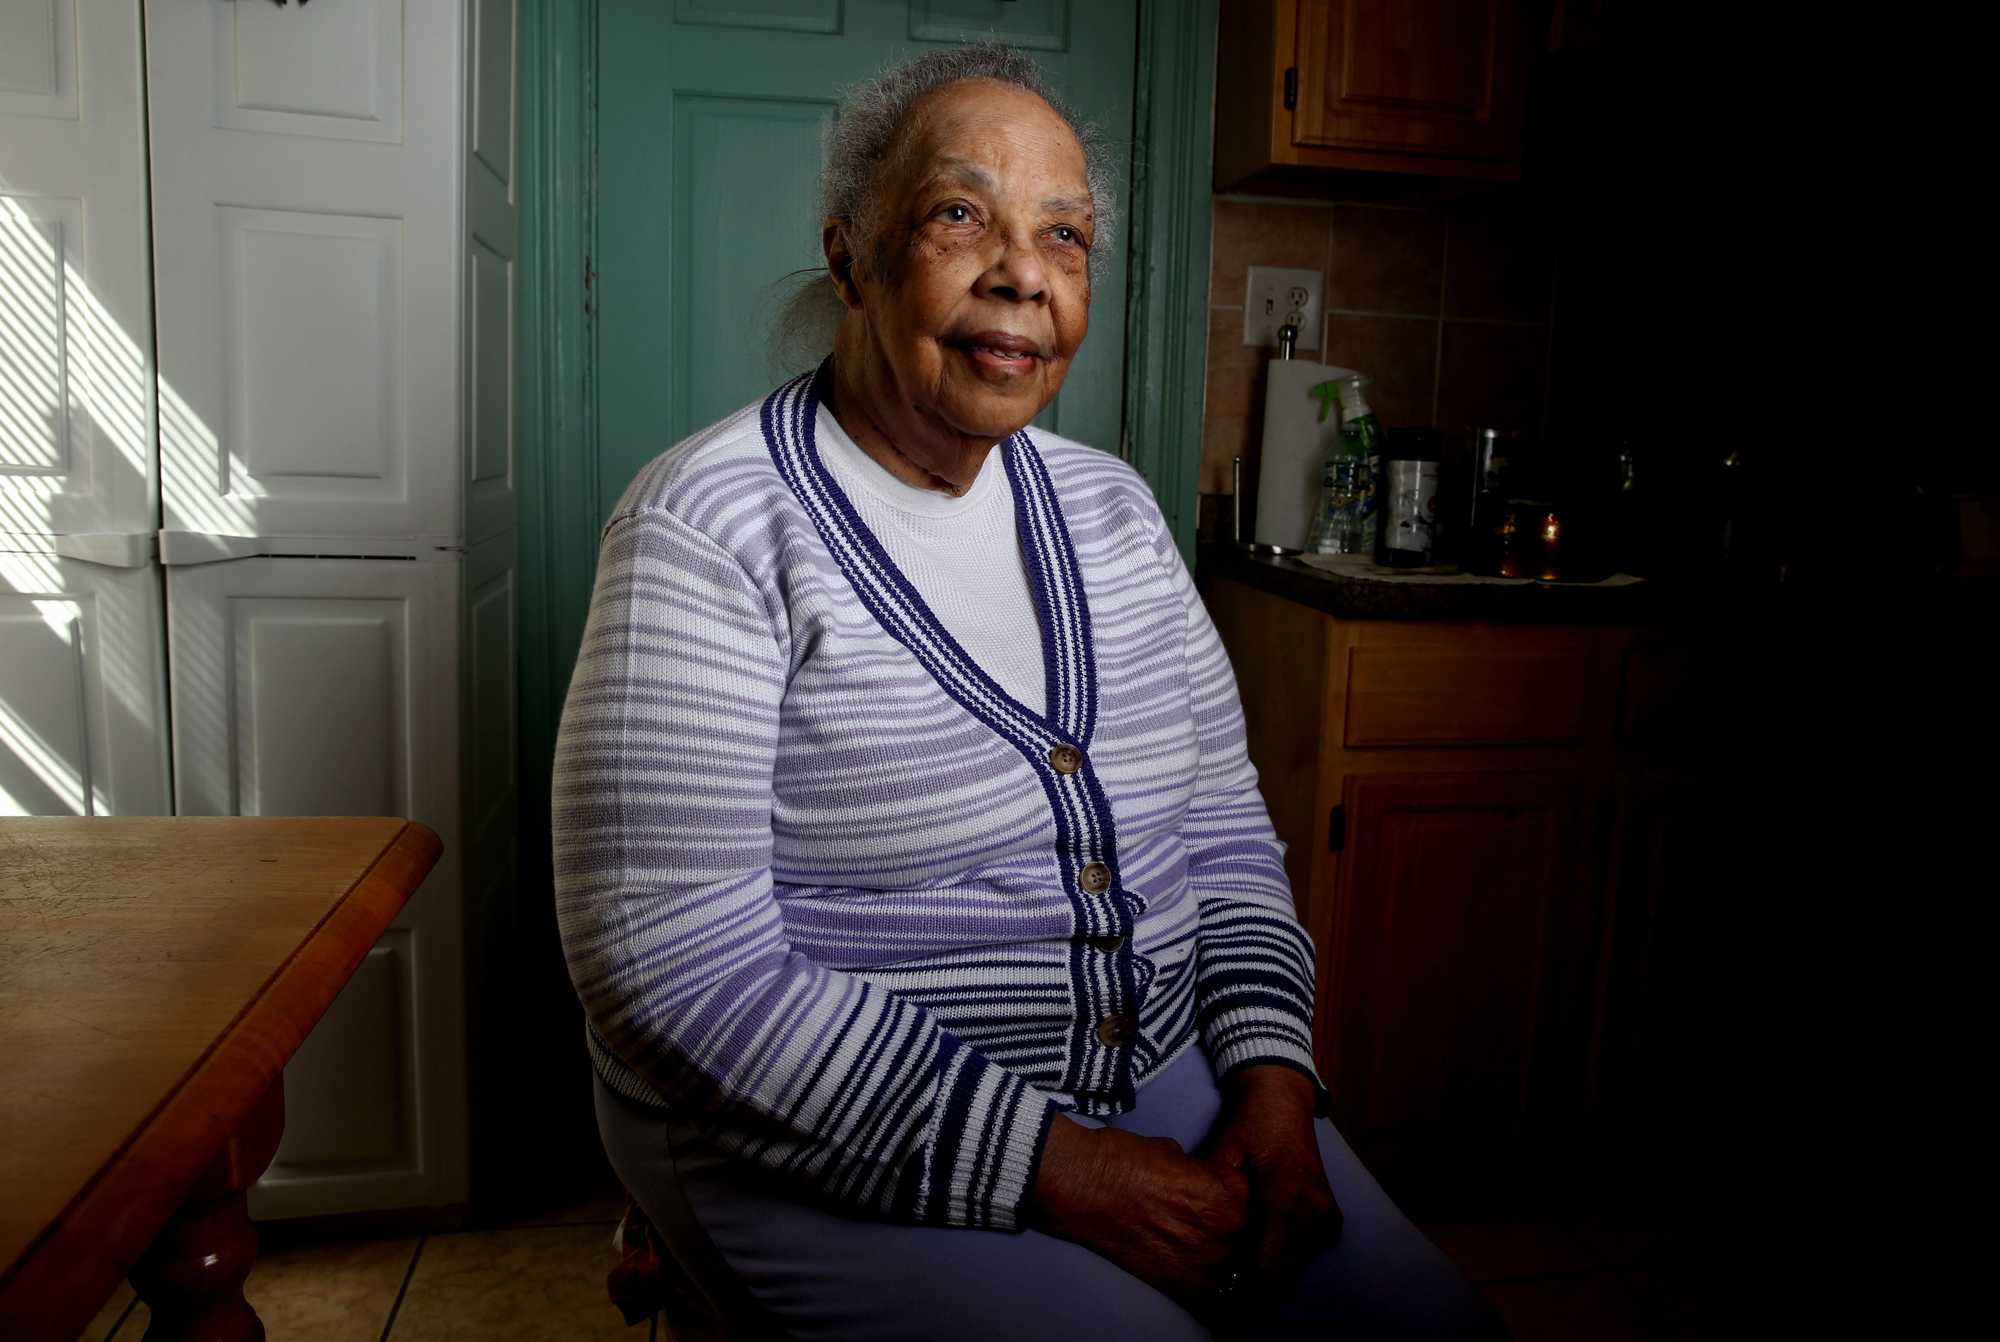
[1215,0,1532,190]
[1202,574,1642,1201]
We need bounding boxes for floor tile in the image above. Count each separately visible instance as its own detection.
[496,1187,630,1231]
[75,1279,136,1341]
[1483,1272,1659,1341]
[110,1235,419,1341]
[389,1222,633,1340]
[1422,1220,1604,1284]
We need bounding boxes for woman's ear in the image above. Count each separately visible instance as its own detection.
[823,221,865,310]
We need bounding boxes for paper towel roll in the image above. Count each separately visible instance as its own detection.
[1253,361,1355,550]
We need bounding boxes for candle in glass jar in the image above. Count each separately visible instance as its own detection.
[1538,509,1562,580]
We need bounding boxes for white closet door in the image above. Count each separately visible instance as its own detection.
[168,554,469,1214]
[147,0,462,547]
[0,548,170,817]
[0,0,155,542]
[465,0,518,545]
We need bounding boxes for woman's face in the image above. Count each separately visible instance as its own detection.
[830,79,1094,483]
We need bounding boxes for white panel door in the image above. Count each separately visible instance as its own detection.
[147,0,463,548]
[465,0,517,545]
[168,554,469,1214]
[0,0,156,543]
[0,547,170,816]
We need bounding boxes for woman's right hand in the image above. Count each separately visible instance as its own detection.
[1028,1115,1251,1302]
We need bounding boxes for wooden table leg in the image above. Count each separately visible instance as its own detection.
[129,1082,286,1342]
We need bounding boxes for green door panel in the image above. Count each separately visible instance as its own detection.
[596,0,1139,524]
[673,1,844,36]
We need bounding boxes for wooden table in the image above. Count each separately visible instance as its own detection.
[0,817,442,1342]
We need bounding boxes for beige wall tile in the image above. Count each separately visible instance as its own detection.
[1435,321,1548,433]
[1327,206,1446,316]
[1320,313,1440,428]
[1200,307,1270,493]
[1209,199,1331,307]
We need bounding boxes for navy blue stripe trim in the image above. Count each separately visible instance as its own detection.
[760,362,1138,1108]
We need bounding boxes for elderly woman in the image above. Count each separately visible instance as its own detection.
[556,45,1501,1341]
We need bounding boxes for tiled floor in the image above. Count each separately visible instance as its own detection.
[75,1209,1713,1340]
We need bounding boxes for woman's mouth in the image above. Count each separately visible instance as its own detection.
[952,334,1043,380]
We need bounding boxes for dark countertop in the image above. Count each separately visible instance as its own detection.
[1196,543,1661,623]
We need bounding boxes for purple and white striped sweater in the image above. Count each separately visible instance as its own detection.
[554,364,1320,1232]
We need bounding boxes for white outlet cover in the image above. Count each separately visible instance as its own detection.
[1243,265,1323,351]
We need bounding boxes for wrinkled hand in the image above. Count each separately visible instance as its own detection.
[1205,1065,1342,1291]
[1029,1116,1251,1304]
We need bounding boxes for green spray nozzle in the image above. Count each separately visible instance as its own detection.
[1308,379,1342,424]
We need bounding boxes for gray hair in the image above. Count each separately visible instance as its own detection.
[770,44,1117,377]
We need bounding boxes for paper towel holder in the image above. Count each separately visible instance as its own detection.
[1233,456,1301,556]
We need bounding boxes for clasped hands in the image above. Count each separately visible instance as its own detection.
[1028,1065,1342,1312]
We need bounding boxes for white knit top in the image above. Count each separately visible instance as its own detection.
[814,404,1047,714]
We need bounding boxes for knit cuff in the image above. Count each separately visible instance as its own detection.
[1201,1006,1329,1115]
[916,1042,1058,1231]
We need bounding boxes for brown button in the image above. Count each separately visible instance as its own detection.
[1088,934,1125,954]
[1048,744,1083,774]
[1078,862,1112,894]
[1096,1013,1138,1047]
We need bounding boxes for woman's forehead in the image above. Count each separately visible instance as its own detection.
[897,80,1087,190]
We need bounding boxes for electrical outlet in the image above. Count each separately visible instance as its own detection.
[1242,265,1322,351]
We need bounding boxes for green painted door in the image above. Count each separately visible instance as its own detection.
[596,0,1140,523]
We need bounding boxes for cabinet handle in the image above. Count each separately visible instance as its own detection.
[1284,67,1298,112]
[1328,803,1346,852]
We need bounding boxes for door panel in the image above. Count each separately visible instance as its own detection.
[909,0,1068,49]
[0,549,170,817]
[0,0,155,540]
[674,93,836,439]
[596,0,1138,522]
[466,0,519,544]
[214,0,404,141]
[148,0,461,544]
[1294,0,1519,160]
[263,934,423,1201]
[673,0,844,34]
[168,554,468,1214]
[1323,769,1601,1188]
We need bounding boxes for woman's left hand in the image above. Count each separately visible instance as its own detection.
[1204,1065,1343,1290]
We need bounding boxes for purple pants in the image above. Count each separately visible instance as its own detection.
[594,1045,1504,1339]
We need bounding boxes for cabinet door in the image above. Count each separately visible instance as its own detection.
[0,550,170,817]
[146,0,462,545]
[1321,770,1601,1185]
[1591,769,1700,1162]
[0,0,156,540]
[167,555,467,1215]
[1294,0,1521,161]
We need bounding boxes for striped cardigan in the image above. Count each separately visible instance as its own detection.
[554,364,1320,1232]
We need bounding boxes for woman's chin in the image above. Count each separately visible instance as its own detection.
[937,370,1063,440]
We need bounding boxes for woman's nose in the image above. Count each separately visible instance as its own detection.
[974,234,1048,304]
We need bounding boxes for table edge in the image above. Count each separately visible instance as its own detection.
[0,819,443,1340]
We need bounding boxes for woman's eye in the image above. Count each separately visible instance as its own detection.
[1052,226,1085,247]
[939,204,973,224]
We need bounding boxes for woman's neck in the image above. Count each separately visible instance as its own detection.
[826,337,992,497]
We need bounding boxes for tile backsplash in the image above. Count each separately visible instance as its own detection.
[1199,193,1556,511]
